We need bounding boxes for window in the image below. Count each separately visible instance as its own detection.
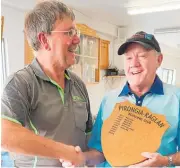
[1,38,9,98]
[1,38,9,84]
[1,16,9,93]
[157,68,176,85]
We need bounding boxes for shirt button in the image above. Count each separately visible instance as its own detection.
[138,101,141,104]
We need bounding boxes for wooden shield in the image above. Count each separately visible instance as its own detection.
[101,101,170,167]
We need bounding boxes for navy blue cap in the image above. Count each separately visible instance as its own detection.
[118,31,161,55]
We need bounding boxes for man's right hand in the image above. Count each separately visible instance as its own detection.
[60,146,86,167]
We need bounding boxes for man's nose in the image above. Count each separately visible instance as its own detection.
[131,56,140,67]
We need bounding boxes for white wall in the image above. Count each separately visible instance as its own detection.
[73,9,117,37]
[161,56,180,87]
[127,10,180,36]
[156,34,180,86]
[2,5,25,75]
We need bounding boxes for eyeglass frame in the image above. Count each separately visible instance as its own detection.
[51,28,80,38]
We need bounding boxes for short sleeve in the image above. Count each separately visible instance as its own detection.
[177,106,180,151]
[175,89,180,151]
[1,74,30,126]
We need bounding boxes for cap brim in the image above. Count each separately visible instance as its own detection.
[118,41,153,55]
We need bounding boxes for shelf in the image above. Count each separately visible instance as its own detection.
[85,82,99,85]
[104,75,126,78]
[103,75,126,85]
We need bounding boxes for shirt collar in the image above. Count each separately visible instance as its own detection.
[30,58,71,81]
[119,75,164,97]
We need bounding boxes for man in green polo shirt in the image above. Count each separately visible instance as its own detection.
[1,0,92,167]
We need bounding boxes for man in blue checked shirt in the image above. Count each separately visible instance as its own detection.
[60,31,180,167]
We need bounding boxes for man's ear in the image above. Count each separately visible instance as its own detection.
[157,53,163,67]
[37,32,50,50]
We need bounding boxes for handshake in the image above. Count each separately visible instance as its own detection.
[59,145,86,167]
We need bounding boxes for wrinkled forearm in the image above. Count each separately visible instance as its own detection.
[171,152,180,166]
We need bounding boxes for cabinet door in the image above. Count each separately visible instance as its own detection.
[100,39,110,69]
[24,37,34,65]
[1,16,4,39]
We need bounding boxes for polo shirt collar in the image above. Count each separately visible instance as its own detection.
[119,75,164,97]
[30,58,71,81]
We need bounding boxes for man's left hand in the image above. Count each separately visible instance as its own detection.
[128,152,168,167]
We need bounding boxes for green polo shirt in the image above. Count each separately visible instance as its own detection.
[1,59,93,167]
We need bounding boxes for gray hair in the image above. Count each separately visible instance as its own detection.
[155,51,161,56]
[24,0,75,51]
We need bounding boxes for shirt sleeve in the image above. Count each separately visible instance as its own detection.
[1,73,30,126]
[176,89,180,151]
[177,107,180,151]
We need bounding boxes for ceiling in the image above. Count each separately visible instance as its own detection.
[2,0,180,27]
[2,0,180,52]
[61,0,130,26]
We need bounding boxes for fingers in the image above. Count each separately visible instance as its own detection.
[59,159,72,167]
[62,161,73,167]
[59,146,83,167]
[59,159,64,163]
[141,152,158,159]
[75,146,81,153]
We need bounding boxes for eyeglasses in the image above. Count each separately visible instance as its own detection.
[51,28,80,38]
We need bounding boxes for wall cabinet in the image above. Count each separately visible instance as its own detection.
[70,24,110,83]
[24,36,34,65]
